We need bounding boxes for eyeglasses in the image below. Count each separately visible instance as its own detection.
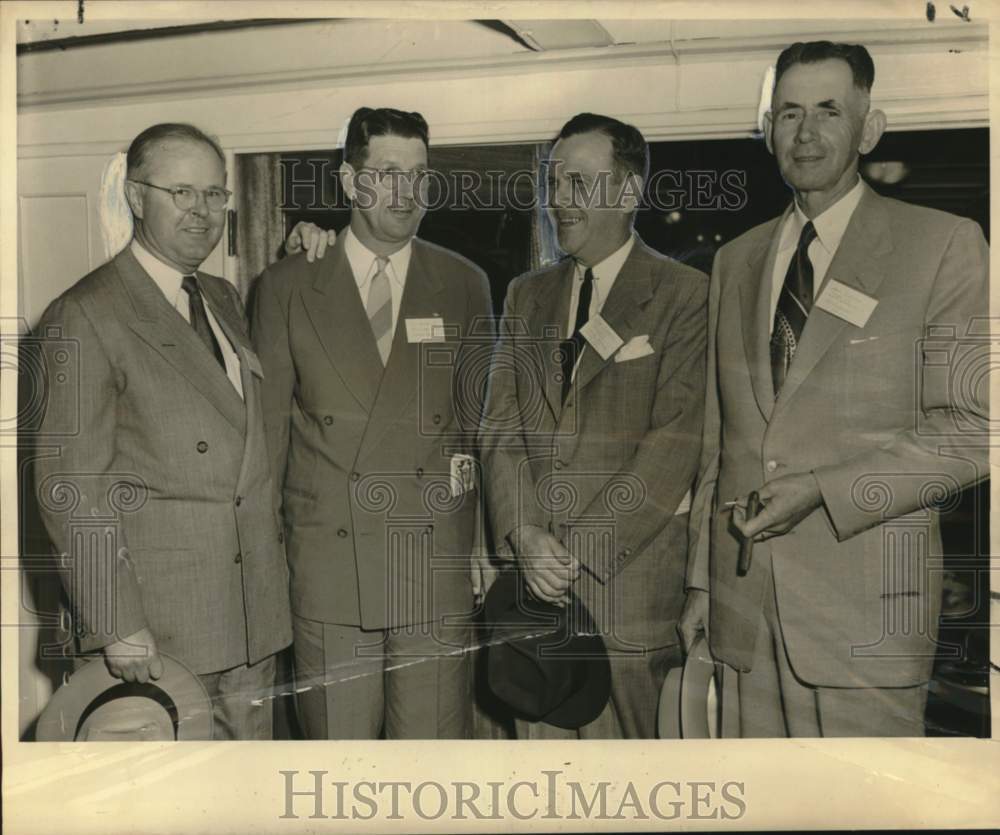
[128,180,232,212]
[355,167,429,187]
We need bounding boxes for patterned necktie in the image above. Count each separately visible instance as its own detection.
[770,221,817,396]
[366,256,393,365]
[561,266,594,402]
[181,275,225,370]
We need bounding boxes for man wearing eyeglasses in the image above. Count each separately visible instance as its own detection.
[33,122,292,740]
[252,107,492,739]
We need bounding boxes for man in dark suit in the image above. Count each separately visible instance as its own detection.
[252,107,492,739]
[34,123,292,740]
[479,113,708,738]
[680,41,989,736]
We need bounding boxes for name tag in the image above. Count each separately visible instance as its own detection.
[579,314,624,360]
[405,317,446,343]
[814,280,878,328]
[244,349,264,378]
[450,454,478,497]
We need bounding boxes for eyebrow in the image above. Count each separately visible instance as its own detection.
[776,98,841,110]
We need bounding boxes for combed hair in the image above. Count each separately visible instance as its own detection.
[555,112,650,185]
[126,123,225,178]
[774,41,875,92]
[343,107,430,168]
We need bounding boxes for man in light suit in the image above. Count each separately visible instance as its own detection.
[34,123,292,740]
[679,41,989,736]
[479,113,708,739]
[252,107,492,739]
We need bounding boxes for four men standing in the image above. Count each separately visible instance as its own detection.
[32,40,989,740]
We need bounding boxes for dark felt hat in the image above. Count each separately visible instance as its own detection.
[484,570,611,730]
[35,653,213,741]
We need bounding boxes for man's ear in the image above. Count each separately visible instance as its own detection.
[763,110,775,155]
[859,108,887,155]
[619,173,644,213]
[339,162,356,202]
[123,179,144,220]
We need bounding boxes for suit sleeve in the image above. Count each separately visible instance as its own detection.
[250,268,295,512]
[813,218,990,539]
[574,272,709,581]
[478,278,547,556]
[685,254,724,591]
[32,294,148,652]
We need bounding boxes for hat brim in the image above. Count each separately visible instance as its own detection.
[36,653,213,741]
[657,633,717,739]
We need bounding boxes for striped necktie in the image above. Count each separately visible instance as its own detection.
[770,221,817,396]
[366,256,393,365]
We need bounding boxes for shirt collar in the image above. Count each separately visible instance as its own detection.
[781,177,865,254]
[344,226,412,289]
[130,239,187,302]
[576,234,635,283]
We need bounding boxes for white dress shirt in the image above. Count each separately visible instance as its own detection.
[130,241,243,398]
[566,234,635,338]
[769,177,864,334]
[344,226,412,339]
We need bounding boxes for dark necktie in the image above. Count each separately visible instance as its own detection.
[181,275,226,371]
[770,221,817,396]
[561,266,594,402]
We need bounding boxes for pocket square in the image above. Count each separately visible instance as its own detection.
[614,335,654,363]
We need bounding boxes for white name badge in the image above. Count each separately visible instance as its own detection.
[405,317,446,343]
[579,314,625,360]
[450,454,478,497]
[244,349,264,378]
[814,280,878,328]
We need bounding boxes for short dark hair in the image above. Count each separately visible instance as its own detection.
[126,123,225,178]
[554,112,650,184]
[774,41,875,92]
[343,107,430,168]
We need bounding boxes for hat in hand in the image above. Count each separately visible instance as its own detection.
[657,633,719,739]
[483,569,610,730]
[35,652,213,741]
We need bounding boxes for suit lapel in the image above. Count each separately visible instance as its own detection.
[774,186,892,412]
[573,237,654,395]
[117,249,246,433]
[359,241,448,460]
[738,212,786,422]
[528,258,574,422]
[301,236,383,411]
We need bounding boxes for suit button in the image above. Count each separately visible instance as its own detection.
[553,460,564,470]
[766,460,778,473]
[277,532,284,544]
[416,467,424,478]
[337,528,348,538]
[234,553,242,564]
[432,414,442,425]
[196,441,208,454]
[350,472,360,482]
[323,416,334,426]
[235,496,243,506]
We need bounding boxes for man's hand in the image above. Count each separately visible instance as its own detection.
[471,546,499,605]
[732,471,823,541]
[677,588,709,655]
[285,222,336,262]
[510,524,579,606]
[103,627,163,683]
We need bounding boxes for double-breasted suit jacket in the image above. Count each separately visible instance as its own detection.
[34,247,292,675]
[687,185,989,688]
[252,235,492,631]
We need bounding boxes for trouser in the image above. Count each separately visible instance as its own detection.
[292,615,472,739]
[722,571,927,738]
[197,654,277,740]
[515,644,682,739]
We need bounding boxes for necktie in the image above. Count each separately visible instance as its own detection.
[770,221,817,396]
[561,266,594,402]
[366,256,393,365]
[181,275,225,370]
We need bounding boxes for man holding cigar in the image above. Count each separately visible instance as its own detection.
[680,41,989,737]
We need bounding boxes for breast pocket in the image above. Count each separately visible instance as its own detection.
[841,328,921,425]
